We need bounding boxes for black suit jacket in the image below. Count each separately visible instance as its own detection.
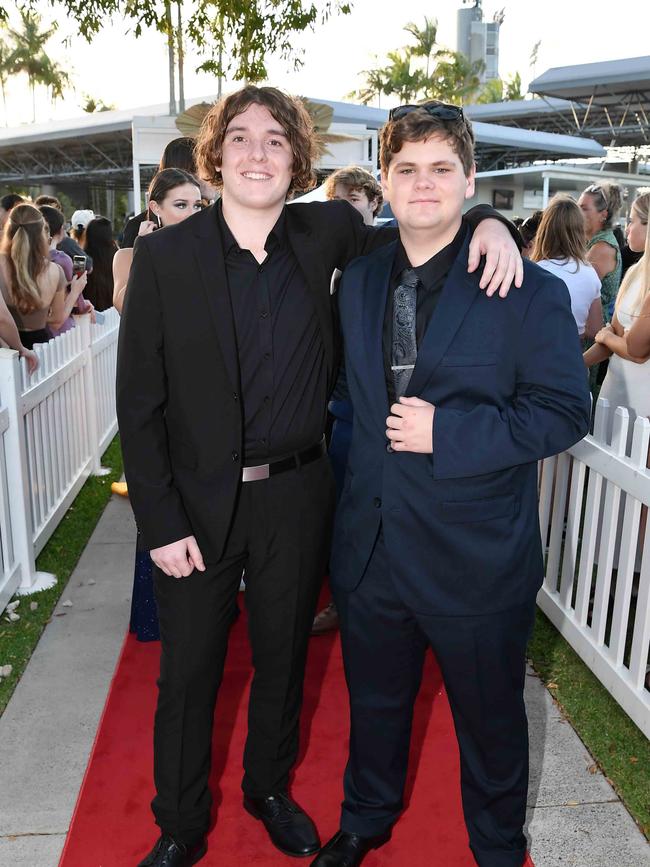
[116,200,399,559]
[116,200,517,561]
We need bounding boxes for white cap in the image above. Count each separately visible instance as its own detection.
[70,209,95,230]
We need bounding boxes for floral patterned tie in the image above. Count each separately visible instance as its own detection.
[391,268,420,399]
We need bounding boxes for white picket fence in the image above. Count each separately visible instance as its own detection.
[0,310,120,614]
[539,398,650,738]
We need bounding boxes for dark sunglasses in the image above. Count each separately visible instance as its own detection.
[389,102,464,122]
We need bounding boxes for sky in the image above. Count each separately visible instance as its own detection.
[1,0,649,127]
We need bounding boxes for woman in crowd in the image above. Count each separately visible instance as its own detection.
[519,210,542,258]
[121,136,216,247]
[39,205,93,337]
[0,204,86,350]
[69,208,94,250]
[113,167,202,313]
[578,182,623,321]
[584,191,650,440]
[0,194,25,232]
[531,194,603,339]
[83,216,117,311]
[113,167,202,642]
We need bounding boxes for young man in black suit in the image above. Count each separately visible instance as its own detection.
[116,86,522,867]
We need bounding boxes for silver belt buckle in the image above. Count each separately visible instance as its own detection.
[242,463,270,482]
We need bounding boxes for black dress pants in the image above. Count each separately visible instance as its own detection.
[151,455,335,845]
[333,533,535,867]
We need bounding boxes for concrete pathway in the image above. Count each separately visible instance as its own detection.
[0,493,648,867]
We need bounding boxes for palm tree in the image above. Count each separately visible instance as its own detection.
[404,16,439,79]
[347,63,389,106]
[0,33,14,125]
[383,49,425,104]
[425,51,484,105]
[7,10,70,122]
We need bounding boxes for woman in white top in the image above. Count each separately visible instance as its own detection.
[585,190,650,439]
[531,194,603,339]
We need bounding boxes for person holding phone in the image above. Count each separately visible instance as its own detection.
[39,205,93,337]
[112,167,203,644]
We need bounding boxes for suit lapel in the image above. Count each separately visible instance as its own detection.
[192,205,240,393]
[408,235,480,396]
[285,209,334,364]
[363,242,397,417]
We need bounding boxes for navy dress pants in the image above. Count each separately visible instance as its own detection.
[333,533,534,867]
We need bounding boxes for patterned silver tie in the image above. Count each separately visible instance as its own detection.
[391,268,420,399]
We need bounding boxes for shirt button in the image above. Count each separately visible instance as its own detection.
[260,438,267,445]
[231,451,239,462]
[264,352,271,361]
[373,497,382,508]
[233,392,239,401]
[260,310,269,319]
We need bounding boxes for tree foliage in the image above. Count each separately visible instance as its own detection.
[48,0,352,84]
[4,9,71,121]
[350,17,485,107]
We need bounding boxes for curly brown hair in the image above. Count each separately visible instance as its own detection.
[194,86,317,198]
[380,102,475,178]
[323,166,384,218]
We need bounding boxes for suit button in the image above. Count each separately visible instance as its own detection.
[232,451,240,462]
[233,392,239,401]
[373,497,382,508]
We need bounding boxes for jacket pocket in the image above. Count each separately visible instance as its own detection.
[440,493,517,523]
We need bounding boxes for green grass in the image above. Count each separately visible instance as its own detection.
[528,609,650,838]
[0,436,124,716]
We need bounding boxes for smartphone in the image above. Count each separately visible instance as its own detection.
[72,254,86,276]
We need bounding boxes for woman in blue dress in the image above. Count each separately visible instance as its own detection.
[112,168,203,640]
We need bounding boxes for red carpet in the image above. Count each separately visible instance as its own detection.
[59,597,534,867]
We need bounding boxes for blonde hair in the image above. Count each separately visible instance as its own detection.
[0,204,49,314]
[615,190,650,316]
[582,182,623,229]
[531,195,588,266]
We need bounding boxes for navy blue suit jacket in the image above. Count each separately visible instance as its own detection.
[330,235,591,616]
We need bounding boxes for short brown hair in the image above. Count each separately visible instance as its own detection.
[323,166,384,217]
[531,195,588,265]
[194,86,317,197]
[34,194,62,210]
[380,102,475,178]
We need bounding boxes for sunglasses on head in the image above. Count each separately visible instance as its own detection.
[389,102,464,122]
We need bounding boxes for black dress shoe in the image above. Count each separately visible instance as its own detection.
[310,830,390,866]
[244,791,320,857]
[137,834,207,867]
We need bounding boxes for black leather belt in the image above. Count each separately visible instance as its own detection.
[242,438,326,482]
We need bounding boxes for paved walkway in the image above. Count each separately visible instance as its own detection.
[0,493,648,867]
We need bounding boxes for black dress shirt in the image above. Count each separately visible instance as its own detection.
[383,222,468,403]
[216,202,328,464]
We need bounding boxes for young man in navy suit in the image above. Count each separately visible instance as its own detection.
[312,105,591,867]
